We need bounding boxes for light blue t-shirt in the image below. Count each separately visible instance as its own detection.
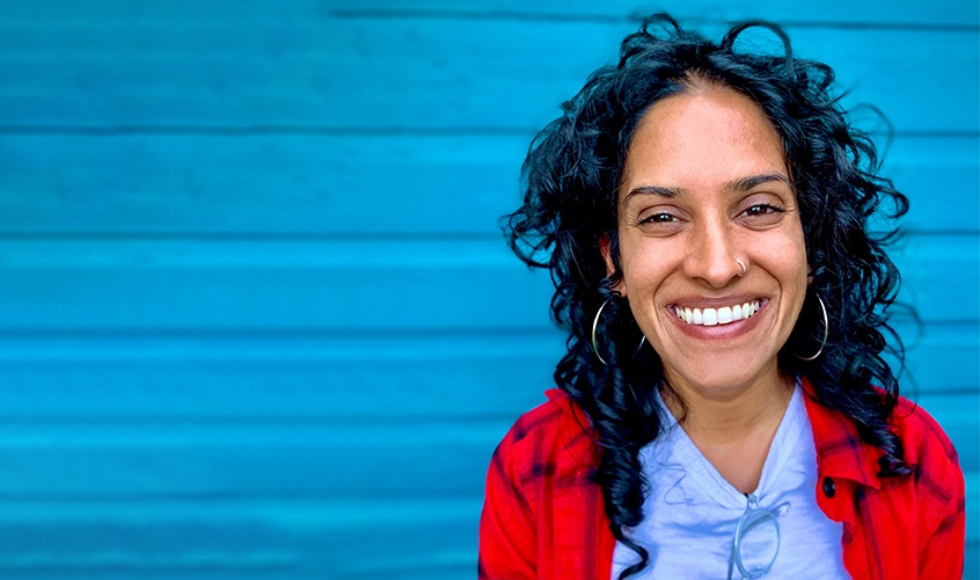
[610,384,852,579]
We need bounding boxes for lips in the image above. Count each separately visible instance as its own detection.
[672,300,761,327]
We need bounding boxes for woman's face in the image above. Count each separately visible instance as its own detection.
[603,87,808,397]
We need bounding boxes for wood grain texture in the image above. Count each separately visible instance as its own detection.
[0,497,479,579]
[0,19,975,131]
[325,0,980,27]
[0,0,977,26]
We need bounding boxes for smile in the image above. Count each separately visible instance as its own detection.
[672,300,761,327]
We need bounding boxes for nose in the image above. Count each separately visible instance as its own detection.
[681,218,743,288]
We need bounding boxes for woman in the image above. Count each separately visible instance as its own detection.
[479,15,964,580]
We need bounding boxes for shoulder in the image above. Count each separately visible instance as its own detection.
[889,395,963,490]
[480,391,608,575]
[804,382,963,500]
[886,396,966,557]
[495,389,598,465]
[490,389,600,498]
[804,379,960,477]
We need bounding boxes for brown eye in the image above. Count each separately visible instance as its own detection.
[737,203,786,228]
[641,212,677,224]
[742,204,782,217]
[633,206,686,235]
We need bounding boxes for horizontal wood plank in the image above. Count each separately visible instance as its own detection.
[325,0,980,27]
[0,0,980,27]
[0,0,976,27]
[0,497,477,579]
[0,326,971,422]
[0,21,974,131]
[0,236,973,331]
[0,497,480,579]
[0,421,506,499]
[0,134,974,235]
[0,333,560,421]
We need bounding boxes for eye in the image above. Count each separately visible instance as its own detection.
[741,204,783,217]
[737,202,786,228]
[631,205,687,235]
[640,212,678,224]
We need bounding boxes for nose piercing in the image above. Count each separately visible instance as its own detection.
[736,259,747,276]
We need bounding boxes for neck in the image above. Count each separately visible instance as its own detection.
[659,367,795,445]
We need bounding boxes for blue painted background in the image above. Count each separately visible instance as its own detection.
[0,1,976,578]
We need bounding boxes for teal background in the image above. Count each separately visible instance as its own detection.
[0,1,976,578]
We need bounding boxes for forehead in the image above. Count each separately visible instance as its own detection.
[621,87,789,193]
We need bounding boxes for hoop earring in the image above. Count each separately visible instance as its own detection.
[796,293,828,361]
[591,298,647,366]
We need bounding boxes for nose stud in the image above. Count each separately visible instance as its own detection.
[736,259,747,277]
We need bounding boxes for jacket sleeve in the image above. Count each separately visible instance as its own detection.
[478,431,537,579]
[918,454,966,579]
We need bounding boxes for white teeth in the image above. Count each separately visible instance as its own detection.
[717,306,733,324]
[675,300,761,327]
[702,308,718,326]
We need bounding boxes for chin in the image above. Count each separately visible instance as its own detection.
[664,362,772,396]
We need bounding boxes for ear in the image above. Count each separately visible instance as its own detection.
[598,234,626,297]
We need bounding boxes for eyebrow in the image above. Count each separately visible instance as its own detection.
[728,173,793,192]
[623,185,684,202]
[622,172,793,205]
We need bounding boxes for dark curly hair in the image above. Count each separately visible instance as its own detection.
[503,14,911,579]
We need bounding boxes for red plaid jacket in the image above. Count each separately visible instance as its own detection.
[479,378,965,580]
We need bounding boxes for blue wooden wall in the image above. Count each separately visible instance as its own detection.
[0,1,976,578]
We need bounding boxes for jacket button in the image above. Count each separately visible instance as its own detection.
[822,477,836,498]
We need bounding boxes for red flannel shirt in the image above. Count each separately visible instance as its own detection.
[479,378,965,580]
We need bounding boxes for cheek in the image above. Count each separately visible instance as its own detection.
[619,242,655,283]
[790,231,809,281]
[619,241,684,306]
[614,244,650,299]
[781,240,810,304]
[780,248,809,288]
[761,224,807,274]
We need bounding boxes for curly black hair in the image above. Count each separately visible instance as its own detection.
[503,14,911,579]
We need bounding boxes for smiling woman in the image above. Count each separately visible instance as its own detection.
[608,87,808,404]
[479,14,965,580]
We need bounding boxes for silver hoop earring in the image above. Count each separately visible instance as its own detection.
[796,294,828,361]
[736,259,747,277]
[591,298,647,366]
